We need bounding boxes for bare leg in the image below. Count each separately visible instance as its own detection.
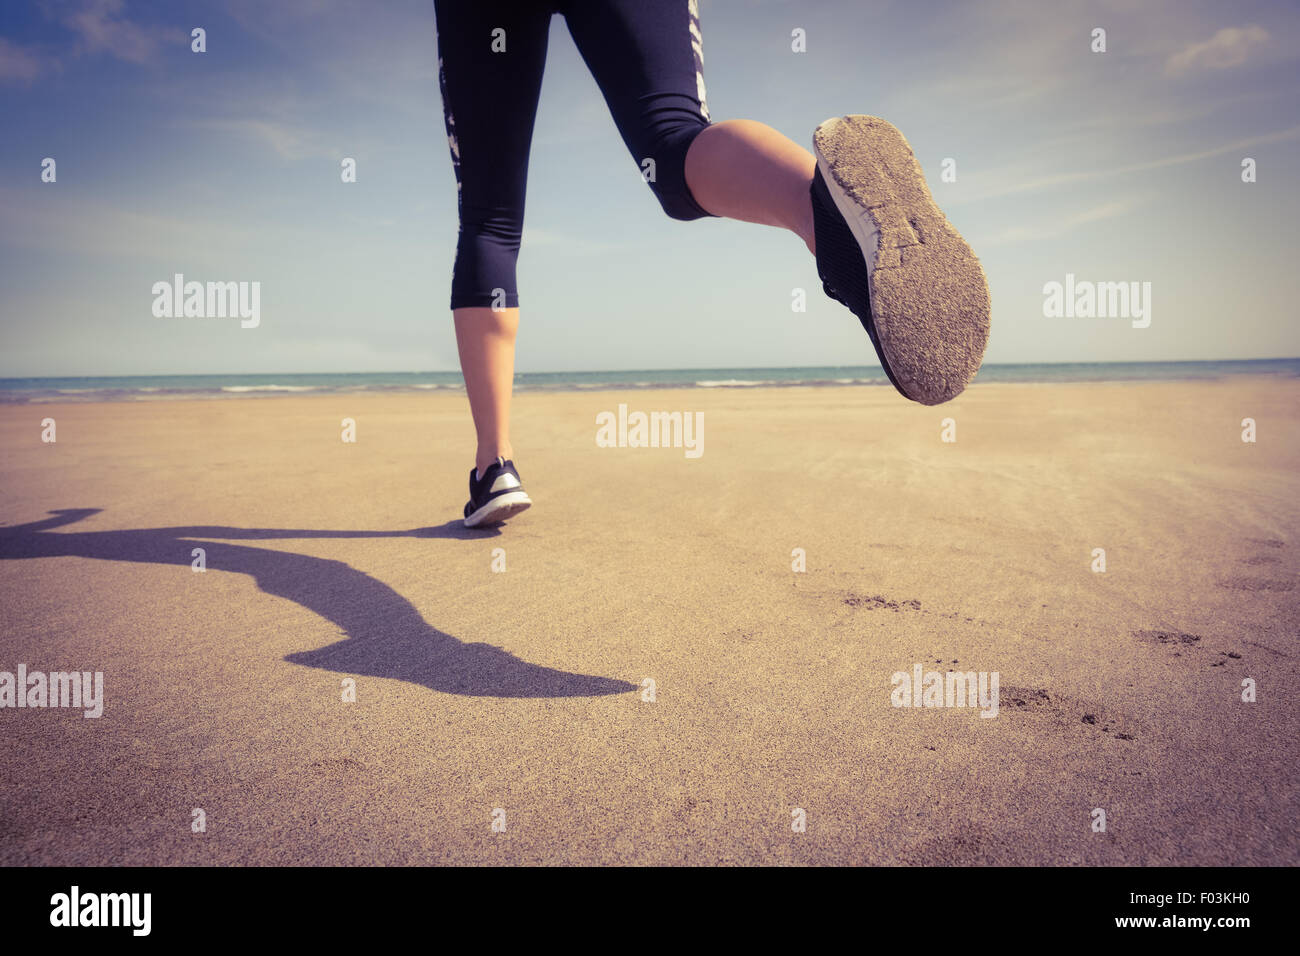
[454,307,518,476]
[453,121,814,484]
[684,119,818,254]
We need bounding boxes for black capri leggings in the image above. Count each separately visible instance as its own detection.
[433,0,715,310]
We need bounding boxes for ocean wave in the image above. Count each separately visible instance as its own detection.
[2,361,1295,405]
[220,385,319,392]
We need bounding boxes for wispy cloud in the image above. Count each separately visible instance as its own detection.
[956,125,1300,204]
[0,36,45,83]
[1165,25,1271,76]
[981,199,1138,245]
[522,227,615,255]
[59,0,183,65]
[0,185,312,263]
[0,0,184,84]
[186,118,329,162]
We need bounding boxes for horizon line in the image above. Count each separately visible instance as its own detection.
[2,356,1299,382]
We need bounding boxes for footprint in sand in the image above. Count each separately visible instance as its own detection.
[1134,629,1202,647]
[902,824,1009,865]
[305,756,370,781]
[1210,651,1245,668]
[998,684,1142,742]
[1133,629,1248,669]
[842,594,922,612]
[807,574,997,627]
[1217,576,1294,592]
[1233,539,1289,577]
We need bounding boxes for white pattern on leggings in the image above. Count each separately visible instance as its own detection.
[688,0,709,121]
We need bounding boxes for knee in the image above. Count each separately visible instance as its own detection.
[450,207,524,310]
[638,118,714,222]
[459,203,524,250]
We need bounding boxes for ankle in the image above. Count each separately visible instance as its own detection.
[475,446,513,476]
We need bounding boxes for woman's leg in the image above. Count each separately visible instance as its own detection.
[454,307,518,476]
[683,120,817,254]
[563,0,989,409]
[434,1,550,480]
[562,1,816,251]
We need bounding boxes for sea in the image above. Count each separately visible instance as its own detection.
[1,360,1296,403]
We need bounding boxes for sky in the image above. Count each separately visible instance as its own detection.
[1,0,1298,376]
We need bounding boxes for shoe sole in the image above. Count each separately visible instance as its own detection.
[464,491,532,528]
[813,115,990,405]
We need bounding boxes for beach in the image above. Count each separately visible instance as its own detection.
[1,377,1297,865]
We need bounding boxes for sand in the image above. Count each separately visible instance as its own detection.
[1,378,1297,865]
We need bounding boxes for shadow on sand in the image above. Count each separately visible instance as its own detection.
[0,509,635,699]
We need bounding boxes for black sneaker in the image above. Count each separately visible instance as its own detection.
[463,457,532,528]
[811,114,990,405]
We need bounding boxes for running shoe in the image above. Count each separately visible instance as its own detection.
[463,457,531,527]
[811,114,990,405]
